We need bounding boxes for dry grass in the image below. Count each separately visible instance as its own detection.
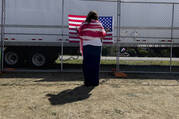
[0,72,179,119]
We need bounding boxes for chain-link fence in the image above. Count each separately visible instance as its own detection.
[0,0,5,73]
[1,0,179,73]
[119,1,173,73]
[117,1,179,73]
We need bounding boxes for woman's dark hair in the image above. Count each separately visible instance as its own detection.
[85,11,98,24]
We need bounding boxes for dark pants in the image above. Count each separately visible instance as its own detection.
[83,45,101,86]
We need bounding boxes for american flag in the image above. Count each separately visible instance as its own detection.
[68,14,113,44]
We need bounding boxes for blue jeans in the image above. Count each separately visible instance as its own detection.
[83,45,101,86]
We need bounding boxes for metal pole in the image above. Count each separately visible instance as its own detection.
[170,3,175,72]
[61,0,65,72]
[116,0,121,72]
[0,0,5,72]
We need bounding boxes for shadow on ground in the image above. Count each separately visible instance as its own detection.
[46,85,95,105]
[1,72,179,81]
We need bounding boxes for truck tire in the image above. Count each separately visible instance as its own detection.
[4,50,21,67]
[30,52,48,67]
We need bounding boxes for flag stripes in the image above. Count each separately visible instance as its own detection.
[68,14,113,44]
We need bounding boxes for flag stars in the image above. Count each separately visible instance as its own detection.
[99,16,113,32]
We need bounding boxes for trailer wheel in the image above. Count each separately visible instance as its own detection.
[31,52,47,67]
[4,51,20,67]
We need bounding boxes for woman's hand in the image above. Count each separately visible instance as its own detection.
[105,28,110,32]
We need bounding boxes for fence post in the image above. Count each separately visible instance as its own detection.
[116,0,121,72]
[0,0,5,73]
[60,0,65,72]
[170,3,175,72]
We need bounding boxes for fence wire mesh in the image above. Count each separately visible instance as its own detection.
[118,2,173,72]
[1,0,179,73]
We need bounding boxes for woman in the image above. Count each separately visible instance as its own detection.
[78,11,106,86]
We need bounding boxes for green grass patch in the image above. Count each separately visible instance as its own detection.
[56,59,179,66]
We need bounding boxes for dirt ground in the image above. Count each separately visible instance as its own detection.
[0,72,179,119]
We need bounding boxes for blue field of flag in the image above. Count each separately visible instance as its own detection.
[99,16,113,32]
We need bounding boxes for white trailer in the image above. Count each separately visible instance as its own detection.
[0,0,179,67]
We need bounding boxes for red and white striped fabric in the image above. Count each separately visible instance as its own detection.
[68,14,113,44]
[78,19,107,54]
